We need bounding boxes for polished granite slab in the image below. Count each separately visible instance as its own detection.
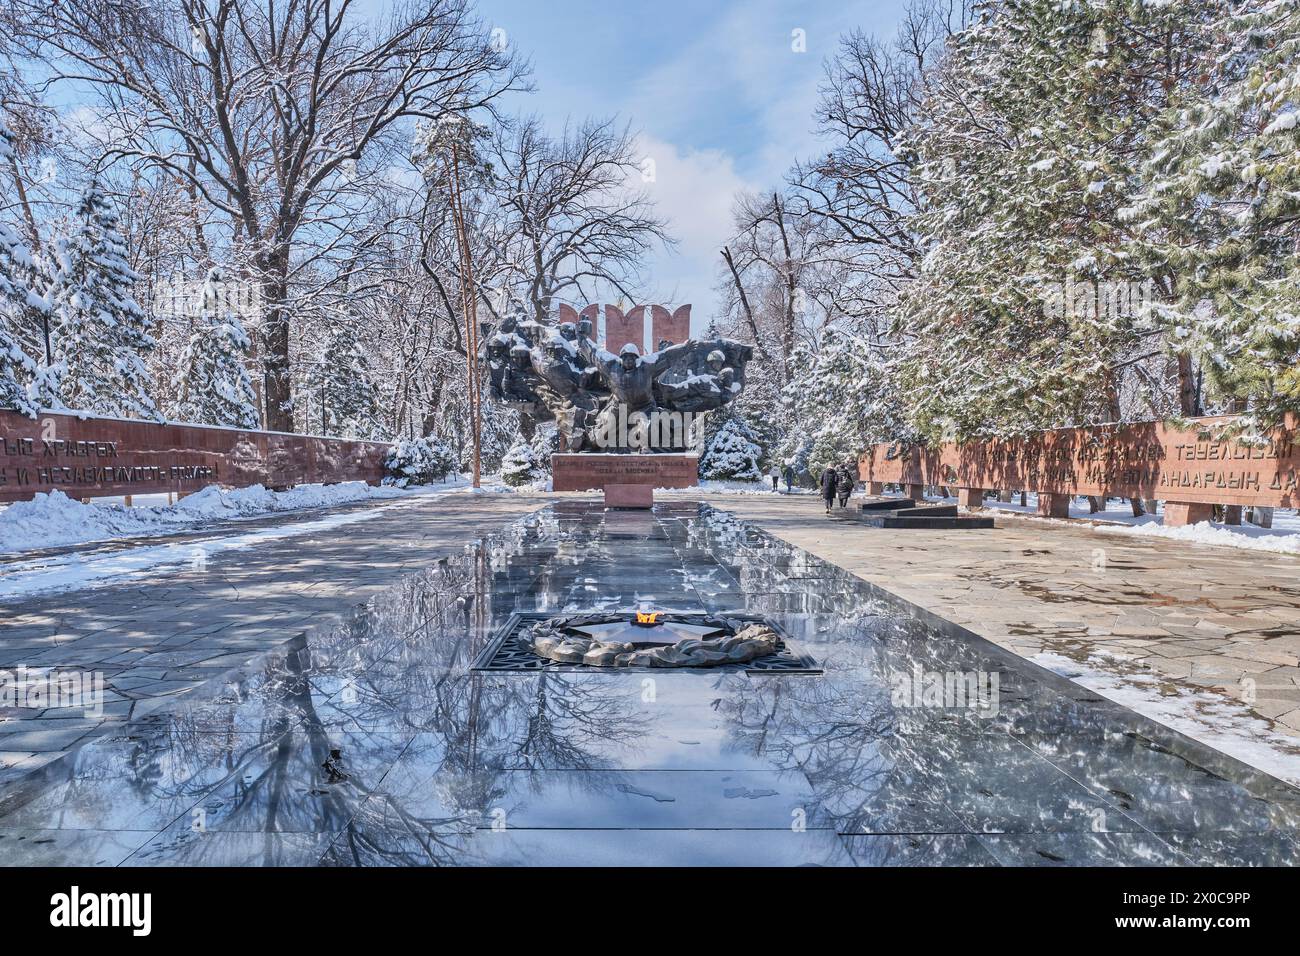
[1,502,1298,866]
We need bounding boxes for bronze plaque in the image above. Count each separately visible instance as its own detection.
[0,409,388,503]
[858,415,1299,508]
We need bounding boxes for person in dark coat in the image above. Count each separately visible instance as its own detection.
[820,466,838,514]
[836,466,856,508]
[782,463,794,493]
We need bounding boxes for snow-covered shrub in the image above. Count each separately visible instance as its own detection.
[383,437,457,487]
[699,417,763,480]
[530,422,559,473]
[501,439,546,486]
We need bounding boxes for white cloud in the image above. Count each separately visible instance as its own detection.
[632,135,756,329]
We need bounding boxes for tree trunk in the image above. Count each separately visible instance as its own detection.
[1176,352,1199,416]
[721,245,773,369]
[1129,498,1145,517]
[260,247,293,433]
[1088,496,1104,513]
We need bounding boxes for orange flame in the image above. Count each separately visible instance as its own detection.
[635,610,662,625]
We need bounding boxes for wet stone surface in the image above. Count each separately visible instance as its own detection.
[1,501,1298,866]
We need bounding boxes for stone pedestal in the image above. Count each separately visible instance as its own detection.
[604,483,653,509]
[1037,493,1071,518]
[957,488,985,509]
[552,454,698,513]
[552,453,699,491]
[1164,502,1214,527]
[905,483,926,502]
[867,481,885,496]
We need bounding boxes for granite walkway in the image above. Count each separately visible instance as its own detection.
[699,492,1300,759]
[0,490,546,785]
[6,484,1299,794]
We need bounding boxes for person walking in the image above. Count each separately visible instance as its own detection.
[820,465,838,514]
[836,465,856,509]
[782,462,794,493]
[768,463,780,492]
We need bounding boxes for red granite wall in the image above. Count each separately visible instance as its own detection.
[858,415,1299,509]
[0,409,389,503]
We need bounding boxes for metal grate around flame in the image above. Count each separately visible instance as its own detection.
[472,611,821,674]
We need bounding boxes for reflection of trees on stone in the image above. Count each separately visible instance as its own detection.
[714,670,941,835]
[279,548,650,865]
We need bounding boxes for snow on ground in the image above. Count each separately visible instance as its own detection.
[0,480,468,554]
[661,480,816,495]
[935,491,1300,555]
[1099,518,1300,556]
[0,479,491,599]
[1033,650,1300,787]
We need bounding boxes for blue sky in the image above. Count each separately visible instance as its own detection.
[474,0,910,324]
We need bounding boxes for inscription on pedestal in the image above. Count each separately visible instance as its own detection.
[551,453,699,492]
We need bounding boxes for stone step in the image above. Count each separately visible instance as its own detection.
[861,514,995,530]
[858,497,916,511]
[892,504,959,518]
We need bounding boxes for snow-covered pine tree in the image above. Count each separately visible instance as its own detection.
[894,0,1223,441]
[1125,0,1300,431]
[699,415,764,480]
[317,312,386,440]
[0,124,42,417]
[172,267,260,429]
[529,421,559,475]
[500,439,544,486]
[48,180,160,419]
[780,330,912,476]
[384,436,457,486]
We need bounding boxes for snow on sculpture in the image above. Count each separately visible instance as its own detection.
[483,303,753,451]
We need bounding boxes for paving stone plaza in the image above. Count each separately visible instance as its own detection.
[1,491,1297,866]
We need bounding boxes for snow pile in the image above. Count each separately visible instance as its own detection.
[173,481,405,519]
[1098,518,1300,556]
[0,481,412,553]
[948,492,1300,555]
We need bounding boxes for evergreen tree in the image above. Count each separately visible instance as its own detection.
[172,267,260,429]
[529,421,559,474]
[894,0,1222,441]
[48,180,160,419]
[780,330,912,475]
[699,416,764,480]
[317,312,386,440]
[1125,0,1300,431]
[501,439,545,486]
[384,436,457,486]
[0,124,41,417]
